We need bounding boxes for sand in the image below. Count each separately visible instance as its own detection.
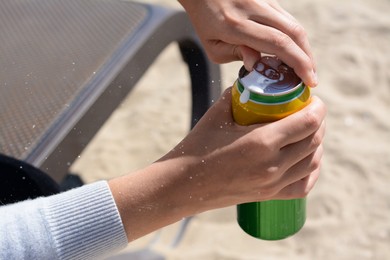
[71,0,390,259]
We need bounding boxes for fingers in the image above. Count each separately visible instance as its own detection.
[213,1,317,86]
[255,131,324,200]
[237,22,316,87]
[249,2,314,63]
[265,0,316,71]
[263,145,322,200]
[250,2,316,86]
[267,96,327,149]
[236,45,261,71]
[279,144,323,194]
[180,0,317,86]
[276,166,321,200]
[204,41,261,72]
[279,119,326,169]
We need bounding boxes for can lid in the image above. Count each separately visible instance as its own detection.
[238,56,302,98]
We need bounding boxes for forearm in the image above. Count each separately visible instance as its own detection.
[109,156,201,242]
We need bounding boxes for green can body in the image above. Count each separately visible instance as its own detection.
[232,56,311,240]
[237,196,306,240]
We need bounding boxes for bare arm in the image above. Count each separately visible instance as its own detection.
[109,88,326,242]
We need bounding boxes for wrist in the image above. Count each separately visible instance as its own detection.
[108,157,199,241]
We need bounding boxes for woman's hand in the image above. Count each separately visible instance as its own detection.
[160,88,326,210]
[178,0,318,87]
[110,88,326,241]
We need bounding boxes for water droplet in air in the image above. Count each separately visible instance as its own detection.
[344,116,354,126]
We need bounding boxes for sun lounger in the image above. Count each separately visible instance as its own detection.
[0,0,221,183]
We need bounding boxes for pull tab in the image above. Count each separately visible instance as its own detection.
[240,88,250,104]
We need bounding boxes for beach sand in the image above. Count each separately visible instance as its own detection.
[71,0,390,259]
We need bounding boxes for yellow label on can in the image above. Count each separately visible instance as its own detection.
[232,80,311,125]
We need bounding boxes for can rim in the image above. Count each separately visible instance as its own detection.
[238,65,304,96]
[236,80,306,104]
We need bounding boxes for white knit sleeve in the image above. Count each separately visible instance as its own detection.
[0,181,128,260]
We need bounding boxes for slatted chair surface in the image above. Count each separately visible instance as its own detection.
[0,0,221,182]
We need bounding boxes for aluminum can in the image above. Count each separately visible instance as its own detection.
[232,56,311,240]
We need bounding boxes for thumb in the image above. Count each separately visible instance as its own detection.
[235,45,261,71]
[197,88,235,125]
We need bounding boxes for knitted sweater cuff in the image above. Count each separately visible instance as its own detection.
[42,181,128,259]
